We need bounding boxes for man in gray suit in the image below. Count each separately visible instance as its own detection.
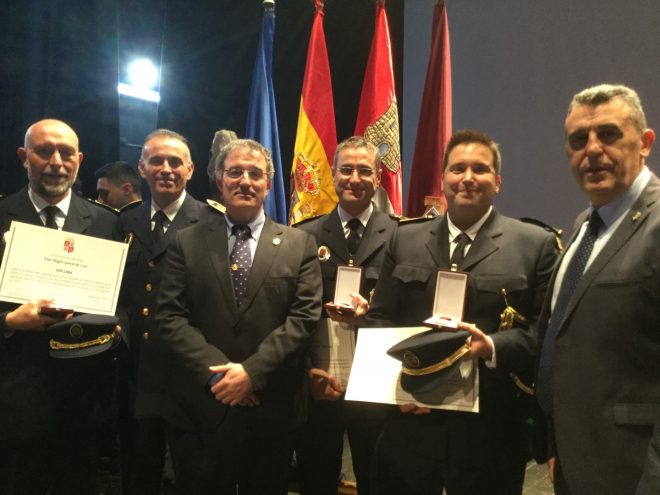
[156,138,322,495]
[295,136,398,495]
[367,129,559,495]
[535,84,659,494]
[0,119,120,494]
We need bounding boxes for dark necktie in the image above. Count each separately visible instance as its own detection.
[151,210,167,243]
[450,232,471,270]
[230,225,252,304]
[43,205,59,229]
[346,218,362,257]
[536,210,604,414]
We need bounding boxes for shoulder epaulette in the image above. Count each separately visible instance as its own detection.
[292,214,324,227]
[398,214,435,225]
[119,199,142,213]
[206,198,226,214]
[83,197,119,214]
[519,217,564,252]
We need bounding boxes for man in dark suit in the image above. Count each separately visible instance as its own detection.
[366,129,559,495]
[156,138,322,495]
[117,129,208,494]
[295,136,398,495]
[0,119,120,494]
[535,84,659,494]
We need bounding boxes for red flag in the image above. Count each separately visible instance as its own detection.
[354,0,402,216]
[289,0,338,224]
[406,1,452,217]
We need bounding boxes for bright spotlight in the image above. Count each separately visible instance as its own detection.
[118,58,161,102]
[128,58,159,89]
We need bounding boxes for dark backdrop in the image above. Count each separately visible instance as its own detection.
[0,0,403,201]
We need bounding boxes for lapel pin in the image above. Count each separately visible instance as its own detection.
[318,245,331,261]
[631,211,641,222]
[272,237,281,246]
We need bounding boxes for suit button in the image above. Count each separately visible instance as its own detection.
[142,307,149,316]
[145,283,153,292]
[148,261,156,269]
[143,331,149,341]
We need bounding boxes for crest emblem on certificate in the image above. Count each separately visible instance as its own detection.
[63,238,75,253]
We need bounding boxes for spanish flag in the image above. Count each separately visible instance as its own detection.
[354,0,402,216]
[288,0,338,224]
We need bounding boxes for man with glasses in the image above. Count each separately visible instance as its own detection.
[117,129,208,494]
[156,138,322,495]
[294,136,398,495]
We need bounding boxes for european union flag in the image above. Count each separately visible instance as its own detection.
[245,1,286,224]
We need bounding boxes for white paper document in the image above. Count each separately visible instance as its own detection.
[309,318,357,387]
[0,221,128,315]
[345,327,479,412]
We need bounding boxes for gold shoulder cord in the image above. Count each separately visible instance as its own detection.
[401,342,471,376]
[498,289,534,395]
[50,330,120,351]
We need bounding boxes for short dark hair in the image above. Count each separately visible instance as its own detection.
[140,129,191,162]
[442,129,502,175]
[214,139,275,179]
[333,136,381,171]
[94,161,141,190]
[567,84,647,135]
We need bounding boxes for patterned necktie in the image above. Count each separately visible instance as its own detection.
[230,225,252,304]
[536,210,604,414]
[43,205,59,229]
[151,210,167,243]
[450,232,471,270]
[346,218,362,256]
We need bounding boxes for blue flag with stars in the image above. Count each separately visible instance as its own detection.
[245,1,286,224]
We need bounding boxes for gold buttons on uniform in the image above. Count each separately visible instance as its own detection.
[142,307,149,316]
[145,283,153,292]
[143,332,149,341]
[148,260,156,269]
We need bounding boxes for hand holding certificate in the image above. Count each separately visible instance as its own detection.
[0,222,128,315]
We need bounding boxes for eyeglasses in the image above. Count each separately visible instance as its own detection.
[224,167,267,181]
[337,166,376,178]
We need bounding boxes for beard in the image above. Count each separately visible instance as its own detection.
[28,165,76,199]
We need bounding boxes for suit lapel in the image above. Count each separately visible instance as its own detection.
[241,218,282,316]
[355,209,389,266]
[460,210,501,272]
[62,195,92,234]
[562,179,660,325]
[126,204,154,255]
[7,189,42,226]
[426,216,450,268]
[206,216,239,320]
[322,210,350,264]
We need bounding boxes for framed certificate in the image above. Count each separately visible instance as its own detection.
[0,221,128,315]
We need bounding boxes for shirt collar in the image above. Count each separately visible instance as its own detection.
[593,166,651,229]
[226,209,266,240]
[28,187,72,216]
[337,203,373,229]
[447,206,493,242]
[151,190,187,222]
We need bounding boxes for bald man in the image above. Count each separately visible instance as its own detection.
[0,119,120,494]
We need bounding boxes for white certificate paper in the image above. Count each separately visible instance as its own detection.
[345,327,479,412]
[309,318,356,387]
[0,221,128,315]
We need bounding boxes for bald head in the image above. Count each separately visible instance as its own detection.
[18,119,83,204]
